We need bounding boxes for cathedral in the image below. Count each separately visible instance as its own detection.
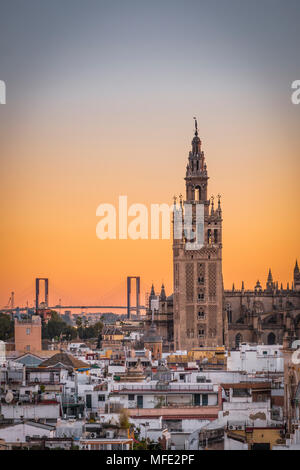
[145,122,300,350]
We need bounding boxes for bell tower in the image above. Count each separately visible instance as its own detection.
[173,119,225,350]
[294,260,300,291]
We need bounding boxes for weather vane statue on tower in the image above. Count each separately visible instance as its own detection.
[193,116,198,135]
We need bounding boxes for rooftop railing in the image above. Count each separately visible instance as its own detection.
[111,383,215,392]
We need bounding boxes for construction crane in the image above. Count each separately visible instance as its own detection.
[4,292,14,310]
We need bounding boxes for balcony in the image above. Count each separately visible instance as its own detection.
[112,383,216,393]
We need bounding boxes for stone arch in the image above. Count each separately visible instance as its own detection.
[267,332,276,345]
[195,185,201,201]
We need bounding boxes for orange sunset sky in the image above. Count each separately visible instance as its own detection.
[0,1,299,309]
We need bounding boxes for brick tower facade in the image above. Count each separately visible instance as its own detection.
[173,120,225,350]
[14,315,42,353]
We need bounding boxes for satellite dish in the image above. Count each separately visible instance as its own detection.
[5,391,14,403]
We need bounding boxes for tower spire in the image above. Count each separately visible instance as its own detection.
[191,117,202,157]
[150,284,155,299]
[210,195,215,215]
[160,283,166,301]
[294,259,300,291]
[266,268,274,291]
[267,268,273,282]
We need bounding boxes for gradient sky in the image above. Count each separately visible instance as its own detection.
[0,0,299,309]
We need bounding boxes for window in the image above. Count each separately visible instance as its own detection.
[195,186,201,201]
[214,229,218,243]
[225,303,232,324]
[26,345,30,351]
[198,292,204,300]
[197,376,206,383]
[128,394,135,401]
[137,396,143,408]
[202,394,208,406]
[26,328,31,335]
[86,394,92,409]
[267,332,276,345]
[232,388,251,397]
[198,310,205,319]
[98,395,105,402]
[194,394,200,406]
[198,329,205,337]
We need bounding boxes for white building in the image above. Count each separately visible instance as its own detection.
[0,421,55,444]
[227,343,283,373]
[1,402,60,420]
[110,381,220,410]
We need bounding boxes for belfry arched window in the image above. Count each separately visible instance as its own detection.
[207,229,212,244]
[214,229,218,243]
[195,186,201,201]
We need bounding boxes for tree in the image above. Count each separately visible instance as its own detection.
[77,320,103,340]
[133,439,148,450]
[62,324,77,341]
[119,408,130,429]
[42,312,77,341]
[93,321,103,336]
[0,313,14,341]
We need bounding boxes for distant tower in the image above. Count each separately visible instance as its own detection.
[14,315,42,353]
[254,280,262,293]
[266,268,274,292]
[160,283,166,301]
[143,322,163,360]
[294,260,300,291]
[173,119,224,350]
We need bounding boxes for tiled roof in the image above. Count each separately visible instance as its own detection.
[7,350,61,359]
[38,352,89,370]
